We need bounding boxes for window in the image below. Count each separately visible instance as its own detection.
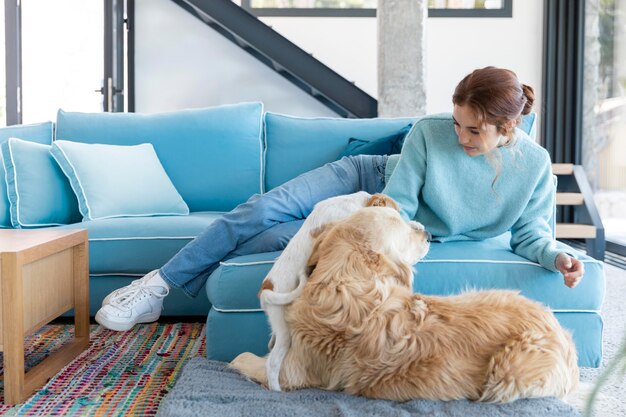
[241,0,513,17]
[3,0,125,125]
[0,4,6,126]
[21,0,104,123]
[583,0,626,255]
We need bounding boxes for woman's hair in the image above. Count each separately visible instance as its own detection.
[453,66,534,192]
[452,66,535,139]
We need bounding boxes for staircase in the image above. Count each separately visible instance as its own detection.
[171,0,377,118]
[553,163,605,260]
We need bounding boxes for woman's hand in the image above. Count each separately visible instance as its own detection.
[555,253,584,288]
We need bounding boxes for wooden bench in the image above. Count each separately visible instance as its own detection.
[552,163,605,260]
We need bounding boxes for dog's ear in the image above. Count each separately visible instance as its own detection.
[308,222,335,269]
[367,194,400,212]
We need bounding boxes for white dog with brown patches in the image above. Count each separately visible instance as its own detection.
[234,205,579,403]
[258,192,399,391]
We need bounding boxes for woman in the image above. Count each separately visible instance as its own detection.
[96,67,584,331]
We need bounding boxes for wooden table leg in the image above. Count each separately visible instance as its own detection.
[2,254,26,405]
[73,240,90,342]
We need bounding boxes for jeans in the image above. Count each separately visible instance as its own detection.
[160,155,388,297]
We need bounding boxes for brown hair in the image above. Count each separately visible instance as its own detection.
[452,66,535,139]
[453,67,534,191]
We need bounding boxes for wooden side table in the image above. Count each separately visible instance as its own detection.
[0,228,89,405]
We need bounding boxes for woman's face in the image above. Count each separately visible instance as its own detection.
[452,104,504,156]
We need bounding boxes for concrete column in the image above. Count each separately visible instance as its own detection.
[377,0,427,117]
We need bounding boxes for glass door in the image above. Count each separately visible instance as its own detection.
[21,0,104,123]
[583,0,626,254]
[1,4,7,126]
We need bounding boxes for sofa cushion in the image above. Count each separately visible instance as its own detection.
[59,211,222,275]
[0,121,54,228]
[55,103,264,212]
[263,113,415,191]
[336,123,413,159]
[206,232,604,312]
[1,138,81,228]
[519,112,537,140]
[204,309,602,367]
[51,140,189,220]
[263,112,538,191]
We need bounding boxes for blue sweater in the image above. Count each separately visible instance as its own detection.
[382,114,562,272]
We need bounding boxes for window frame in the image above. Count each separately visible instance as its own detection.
[240,0,513,18]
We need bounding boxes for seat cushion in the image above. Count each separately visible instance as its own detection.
[59,211,223,275]
[55,103,264,212]
[206,233,605,312]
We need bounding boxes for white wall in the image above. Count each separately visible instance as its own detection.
[134,1,544,124]
[134,0,338,116]
[425,1,544,115]
[262,0,544,117]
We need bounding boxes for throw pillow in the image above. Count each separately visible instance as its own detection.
[0,121,55,228]
[336,123,413,160]
[1,137,81,228]
[50,140,190,221]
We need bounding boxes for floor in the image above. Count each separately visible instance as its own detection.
[579,263,626,417]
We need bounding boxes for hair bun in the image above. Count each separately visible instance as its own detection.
[521,84,535,115]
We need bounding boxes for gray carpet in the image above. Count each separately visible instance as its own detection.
[579,263,626,417]
[157,358,580,417]
[158,264,626,417]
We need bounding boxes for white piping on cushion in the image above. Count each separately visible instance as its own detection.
[264,111,416,122]
[420,259,543,267]
[258,102,265,194]
[419,258,604,267]
[262,110,268,194]
[551,309,601,313]
[89,236,195,241]
[90,273,145,277]
[217,258,603,268]
[213,307,264,313]
[219,260,277,267]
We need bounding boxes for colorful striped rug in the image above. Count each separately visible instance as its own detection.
[0,323,206,416]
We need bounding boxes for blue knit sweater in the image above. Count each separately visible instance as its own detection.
[382,114,562,272]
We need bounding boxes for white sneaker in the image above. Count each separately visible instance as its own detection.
[101,270,164,307]
[95,271,170,331]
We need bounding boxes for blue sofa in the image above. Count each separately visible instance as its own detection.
[0,102,605,367]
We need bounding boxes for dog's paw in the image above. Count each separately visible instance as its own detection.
[230,352,269,386]
[367,194,400,212]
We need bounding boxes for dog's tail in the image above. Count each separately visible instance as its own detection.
[260,271,308,308]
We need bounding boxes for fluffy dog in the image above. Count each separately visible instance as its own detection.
[259,192,399,391]
[232,206,579,403]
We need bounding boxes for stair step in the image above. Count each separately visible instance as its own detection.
[552,163,574,175]
[556,192,584,205]
[556,223,597,239]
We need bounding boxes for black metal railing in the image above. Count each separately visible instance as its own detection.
[172,0,377,118]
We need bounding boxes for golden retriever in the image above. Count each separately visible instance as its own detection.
[259,192,399,391]
[231,205,579,403]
